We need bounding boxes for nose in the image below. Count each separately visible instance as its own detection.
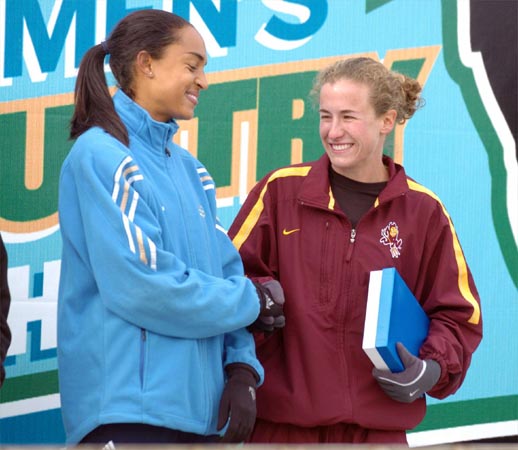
[196,71,208,90]
[327,118,344,139]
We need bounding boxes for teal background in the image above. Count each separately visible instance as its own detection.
[1,0,516,444]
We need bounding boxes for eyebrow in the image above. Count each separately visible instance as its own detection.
[187,52,208,66]
[319,108,356,114]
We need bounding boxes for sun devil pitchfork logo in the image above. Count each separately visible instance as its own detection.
[380,221,403,258]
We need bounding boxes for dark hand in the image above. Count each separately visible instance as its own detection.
[217,364,258,443]
[372,342,441,403]
[249,280,285,333]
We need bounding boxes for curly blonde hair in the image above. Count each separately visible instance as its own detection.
[310,57,424,124]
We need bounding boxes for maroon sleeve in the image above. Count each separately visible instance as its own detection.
[417,203,482,399]
[228,177,278,282]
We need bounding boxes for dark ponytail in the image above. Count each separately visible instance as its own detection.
[70,43,129,145]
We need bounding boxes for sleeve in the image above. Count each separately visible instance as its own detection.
[59,142,260,340]
[0,233,12,386]
[228,177,281,354]
[228,177,279,283]
[223,327,264,385]
[417,202,482,399]
[206,183,264,383]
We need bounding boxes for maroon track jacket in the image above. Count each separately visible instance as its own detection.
[229,154,482,431]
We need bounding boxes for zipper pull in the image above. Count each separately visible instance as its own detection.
[165,148,171,157]
[346,228,356,262]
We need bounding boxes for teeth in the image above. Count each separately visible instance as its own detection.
[331,143,352,151]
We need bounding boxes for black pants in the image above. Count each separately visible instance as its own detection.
[80,423,220,444]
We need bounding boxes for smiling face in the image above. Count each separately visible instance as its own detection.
[319,79,396,182]
[134,25,208,122]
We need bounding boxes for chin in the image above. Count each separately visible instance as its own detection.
[176,111,195,121]
[329,154,353,167]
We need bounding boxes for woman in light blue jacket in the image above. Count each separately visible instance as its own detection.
[58,9,284,446]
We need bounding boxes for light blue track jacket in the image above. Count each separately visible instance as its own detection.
[57,90,263,444]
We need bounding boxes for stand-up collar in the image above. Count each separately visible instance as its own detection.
[113,89,179,154]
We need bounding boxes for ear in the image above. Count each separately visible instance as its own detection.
[136,50,154,78]
[380,109,397,135]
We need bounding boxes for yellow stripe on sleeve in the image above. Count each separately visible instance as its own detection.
[232,166,312,251]
[407,179,480,324]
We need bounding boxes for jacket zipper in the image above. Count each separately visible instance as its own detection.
[165,148,171,157]
[139,328,147,388]
[345,228,356,262]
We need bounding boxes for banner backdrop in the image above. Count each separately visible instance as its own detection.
[0,0,517,445]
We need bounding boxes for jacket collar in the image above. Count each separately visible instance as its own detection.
[113,89,179,154]
[298,154,410,211]
[377,155,410,204]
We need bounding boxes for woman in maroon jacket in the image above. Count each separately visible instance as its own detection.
[0,233,11,387]
[229,57,482,444]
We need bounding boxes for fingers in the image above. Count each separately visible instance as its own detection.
[218,365,257,442]
[218,392,255,442]
[396,342,417,368]
[217,394,230,431]
[220,416,254,443]
[252,279,286,332]
[372,351,429,403]
[259,288,283,317]
[254,280,285,316]
[272,315,285,328]
[373,358,425,385]
[262,279,285,305]
[248,316,274,333]
[247,314,285,333]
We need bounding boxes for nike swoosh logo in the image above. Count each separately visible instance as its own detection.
[409,389,420,397]
[282,228,300,236]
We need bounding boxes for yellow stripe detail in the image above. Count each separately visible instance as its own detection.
[233,166,312,251]
[407,179,480,324]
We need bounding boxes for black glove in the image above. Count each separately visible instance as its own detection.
[217,363,258,443]
[372,342,441,403]
[249,279,285,333]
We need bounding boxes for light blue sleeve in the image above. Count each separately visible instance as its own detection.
[201,165,263,382]
[59,136,260,339]
[211,222,263,383]
[223,327,264,385]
